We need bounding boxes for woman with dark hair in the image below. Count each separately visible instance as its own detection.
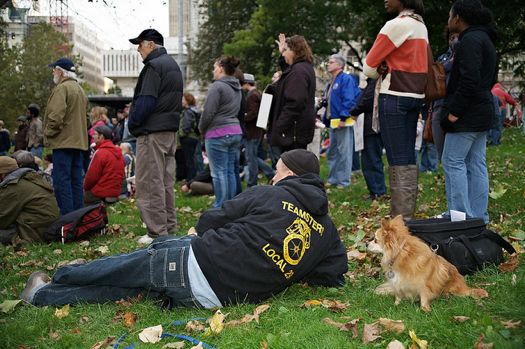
[363,0,428,220]
[441,0,497,223]
[269,34,316,153]
[198,56,243,208]
[179,92,200,181]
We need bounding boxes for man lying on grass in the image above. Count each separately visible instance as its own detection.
[21,149,348,309]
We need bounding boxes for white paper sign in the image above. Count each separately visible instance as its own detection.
[256,93,273,130]
[450,210,466,222]
[353,113,364,152]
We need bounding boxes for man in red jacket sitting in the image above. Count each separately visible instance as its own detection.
[84,125,125,204]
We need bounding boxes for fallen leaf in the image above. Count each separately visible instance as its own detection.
[302,299,322,308]
[322,299,349,312]
[347,249,367,261]
[208,309,227,334]
[91,336,116,349]
[453,316,470,323]
[187,227,197,236]
[15,249,28,257]
[474,333,494,349]
[362,322,381,344]
[123,312,138,328]
[70,328,81,334]
[260,340,269,349]
[54,304,70,319]
[79,240,90,247]
[489,182,507,200]
[48,330,61,340]
[409,330,428,349]
[387,340,406,349]
[139,325,163,343]
[190,343,203,349]
[0,299,22,313]
[163,342,186,349]
[180,206,193,213]
[79,316,90,324]
[511,274,517,286]
[379,318,405,334]
[367,241,383,254]
[95,245,109,255]
[185,320,206,332]
[498,254,519,273]
[254,304,270,316]
[500,320,521,329]
[322,317,359,338]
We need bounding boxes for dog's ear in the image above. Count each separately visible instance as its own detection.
[381,217,391,231]
[392,215,404,225]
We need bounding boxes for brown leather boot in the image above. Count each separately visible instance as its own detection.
[389,165,418,220]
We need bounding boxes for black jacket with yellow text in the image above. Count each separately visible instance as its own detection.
[191,174,348,305]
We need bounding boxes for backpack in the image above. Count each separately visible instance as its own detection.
[44,203,108,243]
[192,109,201,136]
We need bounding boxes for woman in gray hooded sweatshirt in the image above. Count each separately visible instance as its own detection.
[198,56,243,208]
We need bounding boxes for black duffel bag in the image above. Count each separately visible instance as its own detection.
[406,218,515,275]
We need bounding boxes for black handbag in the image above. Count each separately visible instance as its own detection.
[406,218,516,275]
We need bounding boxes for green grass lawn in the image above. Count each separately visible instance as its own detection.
[1,128,524,348]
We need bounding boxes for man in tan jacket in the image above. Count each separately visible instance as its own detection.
[44,57,89,215]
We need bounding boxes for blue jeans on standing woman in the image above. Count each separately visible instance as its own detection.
[205,134,242,208]
[327,126,353,187]
[33,236,198,307]
[442,131,489,223]
[379,94,422,165]
[361,133,386,196]
[52,148,84,215]
[246,138,274,187]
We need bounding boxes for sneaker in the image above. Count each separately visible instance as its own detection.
[137,234,154,245]
[20,271,51,303]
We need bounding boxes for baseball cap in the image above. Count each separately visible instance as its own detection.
[48,57,76,72]
[129,29,164,46]
[243,73,255,84]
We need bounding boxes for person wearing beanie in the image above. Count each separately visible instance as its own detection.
[83,125,125,204]
[27,103,44,159]
[21,150,347,311]
[0,156,59,245]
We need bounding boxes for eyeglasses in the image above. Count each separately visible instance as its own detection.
[327,60,338,64]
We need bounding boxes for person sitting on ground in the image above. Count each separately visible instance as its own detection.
[83,125,125,204]
[181,165,213,195]
[20,149,348,309]
[0,156,59,245]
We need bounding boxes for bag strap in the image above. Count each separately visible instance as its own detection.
[483,229,516,254]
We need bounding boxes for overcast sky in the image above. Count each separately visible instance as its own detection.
[38,0,170,49]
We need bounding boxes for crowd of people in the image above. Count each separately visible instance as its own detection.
[0,0,521,310]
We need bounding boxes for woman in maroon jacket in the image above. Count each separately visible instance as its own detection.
[84,125,125,204]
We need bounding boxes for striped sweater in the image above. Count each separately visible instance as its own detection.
[363,10,428,99]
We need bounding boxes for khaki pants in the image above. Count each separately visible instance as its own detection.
[135,132,177,237]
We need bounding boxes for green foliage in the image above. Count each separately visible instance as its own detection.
[0,21,71,130]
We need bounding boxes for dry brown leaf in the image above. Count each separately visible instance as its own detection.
[48,330,61,341]
[322,299,349,312]
[54,304,70,319]
[347,249,367,261]
[409,330,428,349]
[79,316,90,324]
[362,322,381,344]
[379,318,405,334]
[254,304,270,316]
[323,317,346,330]
[138,325,163,344]
[498,253,519,273]
[123,312,138,328]
[190,342,204,349]
[260,340,269,349]
[187,227,197,236]
[302,299,322,308]
[452,316,470,323]
[90,336,115,349]
[70,328,81,334]
[386,340,406,349]
[52,249,62,255]
[474,333,494,349]
[500,319,521,329]
[185,320,206,332]
[208,309,227,334]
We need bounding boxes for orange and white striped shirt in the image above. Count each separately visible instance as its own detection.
[363,10,428,99]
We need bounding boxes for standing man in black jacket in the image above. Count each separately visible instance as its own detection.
[21,149,348,309]
[441,0,497,224]
[127,29,183,244]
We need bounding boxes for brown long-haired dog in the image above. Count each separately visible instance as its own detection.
[374,215,488,312]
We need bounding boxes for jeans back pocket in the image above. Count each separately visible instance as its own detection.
[149,246,187,288]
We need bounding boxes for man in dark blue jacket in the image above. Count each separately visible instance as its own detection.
[128,29,183,243]
[21,150,348,309]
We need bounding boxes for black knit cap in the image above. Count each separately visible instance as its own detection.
[280,149,320,176]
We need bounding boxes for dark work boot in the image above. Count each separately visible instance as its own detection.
[389,165,418,220]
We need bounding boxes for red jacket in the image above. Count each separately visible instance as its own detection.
[84,139,125,198]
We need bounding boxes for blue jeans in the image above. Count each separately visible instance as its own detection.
[246,138,274,187]
[419,141,438,172]
[205,134,242,208]
[33,236,198,307]
[379,94,422,165]
[361,134,386,196]
[52,148,84,215]
[327,126,353,186]
[29,145,43,159]
[488,108,506,145]
[442,131,489,223]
